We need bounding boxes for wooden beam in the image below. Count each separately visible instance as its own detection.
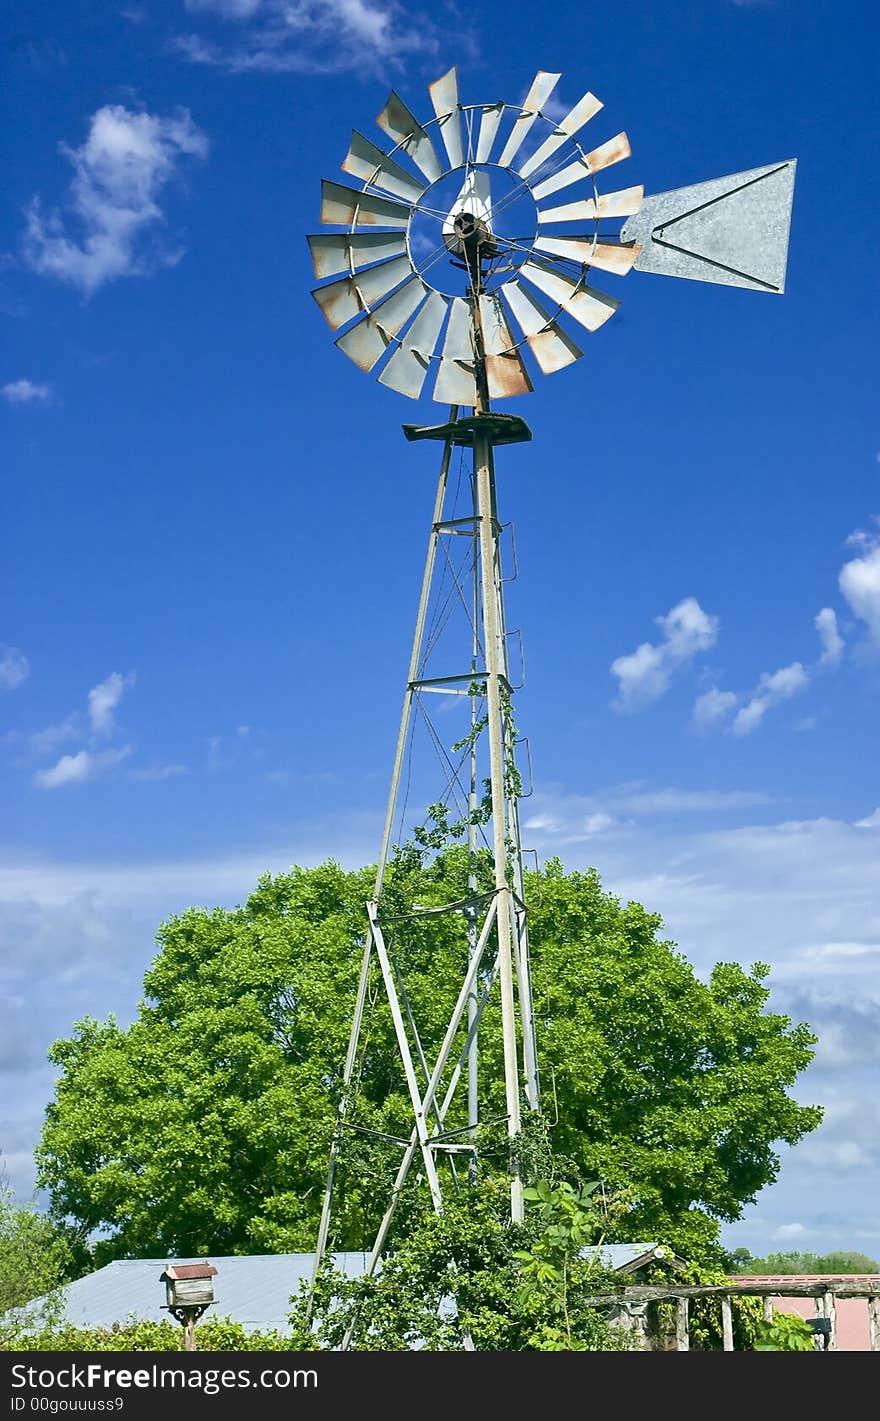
[721,1296,734,1351]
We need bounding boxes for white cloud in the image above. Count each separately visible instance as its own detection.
[174,0,443,75]
[856,808,880,829]
[611,597,719,710]
[814,607,844,668]
[33,746,131,789]
[2,379,50,404]
[774,1222,809,1240]
[840,526,880,646]
[23,105,208,296]
[693,687,738,729]
[88,670,135,735]
[0,647,30,692]
[731,662,809,736]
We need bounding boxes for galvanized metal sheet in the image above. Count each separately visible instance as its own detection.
[533,236,641,275]
[517,90,603,180]
[476,103,504,164]
[335,280,427,372]
[620,160,797,292]
[478,292,515,355]
[428,66,463,170]
[500,280,583,374]
[307,231,407,279]
[378,290,448,398]
[375,90,443,184]
[342,130,426,205]
[320,179,410,229]
[433,357,477,406]
[519,261,619,332]
[440,296,474,362]
[537,184,644,223]
[497,72,561,168]
[311,255,412,330]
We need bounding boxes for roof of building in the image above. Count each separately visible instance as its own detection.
[21,1243,676,1336]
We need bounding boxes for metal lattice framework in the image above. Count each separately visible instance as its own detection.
[305,65,796,1346]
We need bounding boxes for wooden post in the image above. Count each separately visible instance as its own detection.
[184,1313,196,1351]
[676,1297,689,1352]
[721,1295,734,1351]
[763,1297,774,1323]
[822,1289,837,1351]
[869,1297,879,1352]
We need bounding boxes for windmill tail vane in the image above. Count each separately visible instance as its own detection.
[304,65,796,1345]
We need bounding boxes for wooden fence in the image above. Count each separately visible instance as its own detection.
[581,1279,880,1351]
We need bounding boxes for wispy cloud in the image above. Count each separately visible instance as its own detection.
[610,597,718,711]
[27,717,80,755]
[33,746,132,790]
[88,671,135,735]
[840,523,880,647]
[2,379,50,405]
[127,763,189,782]
[814,606,844,668]
[24,105,208,296]
[693,600,847,737]
[173,0,444,75]
[731,662,809,737]
[0,647,30,692]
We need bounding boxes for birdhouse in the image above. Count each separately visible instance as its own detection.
[160,1262,218,1309]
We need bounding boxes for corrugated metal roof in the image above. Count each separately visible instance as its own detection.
[30,1253,369,1335]
[25,1244,668,1335]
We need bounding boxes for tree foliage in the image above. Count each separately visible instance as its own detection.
[286,1177,632,1351]
[35,853,821,1266]
[0,1169,72,1314]
[731,1249,879,1275]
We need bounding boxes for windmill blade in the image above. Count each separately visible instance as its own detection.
[308,231,407,280]
[537,184,644,223]
[335,279,428,372]
[517,89,604,180]
[376,90,444,184]
[342,131,427,205]
[311,254,413,330]
[320,179,411,229]
[529,135,634,203]
[479,293,533,398]
[497,72,561,168]
[476,102,504,163]
[500,280,583,374]
[428,67,463,170]
[620,160,797,292]
[533,236,641,274]
[520,260,620,332]
[433,296,476,405]
[378,290,449,398]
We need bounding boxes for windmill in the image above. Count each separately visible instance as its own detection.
[305,66,796,1321]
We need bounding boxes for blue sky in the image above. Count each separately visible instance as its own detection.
[2,0,878,1261]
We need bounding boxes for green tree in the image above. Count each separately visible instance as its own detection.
[0,1169,71,1314]
[35,854,821,1266]
[733,1249,879,1275]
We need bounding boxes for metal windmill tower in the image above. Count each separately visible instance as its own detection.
[305,66,796,1311]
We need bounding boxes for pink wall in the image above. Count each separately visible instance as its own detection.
[730,1276,880,1351]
